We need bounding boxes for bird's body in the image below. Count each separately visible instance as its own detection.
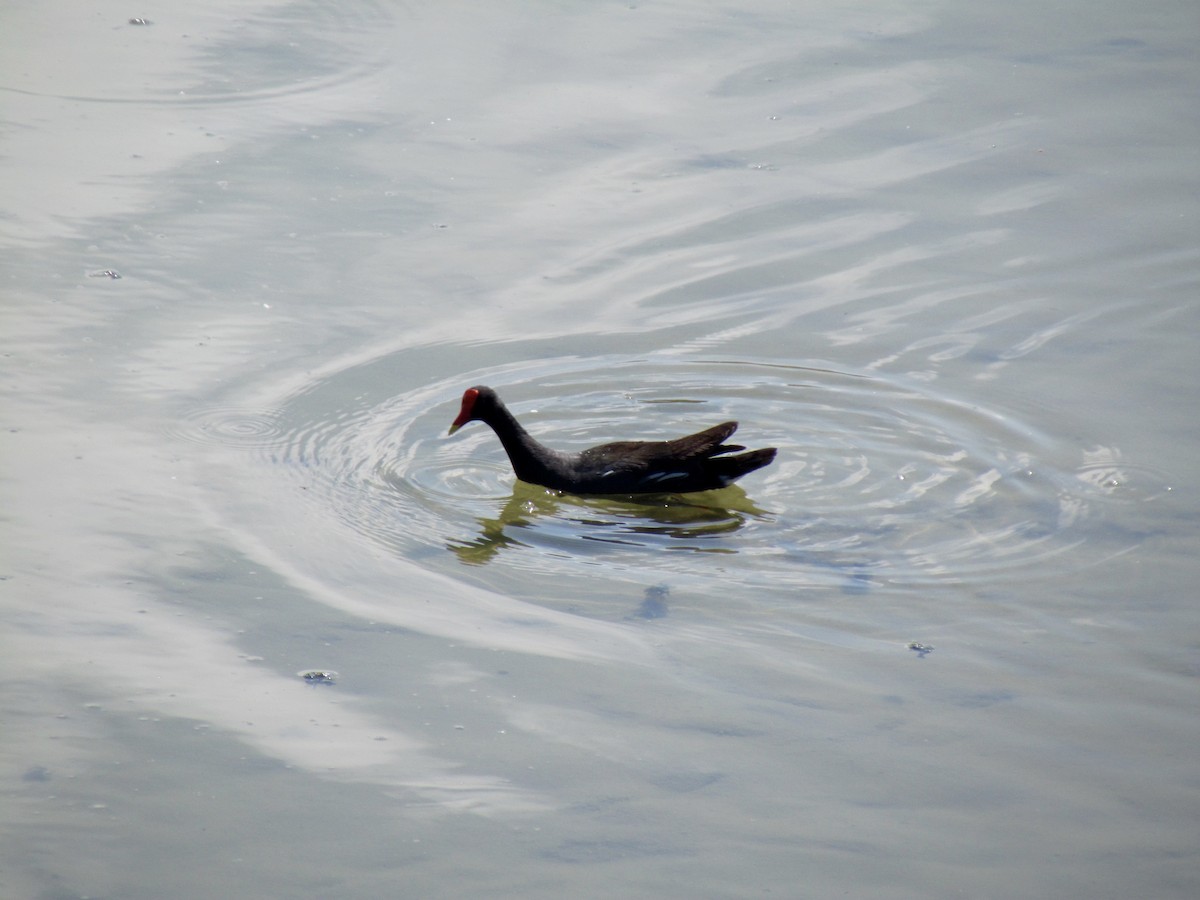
[447,385,776,495]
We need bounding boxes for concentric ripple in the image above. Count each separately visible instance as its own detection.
[168,407,289,449]
[205,352,1171,619]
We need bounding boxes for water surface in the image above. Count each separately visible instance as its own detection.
[3,1,1197,897]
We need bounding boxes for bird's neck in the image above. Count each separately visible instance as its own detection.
[482,404,563,484]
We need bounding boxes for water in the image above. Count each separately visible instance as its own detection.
[3,1,1198,897]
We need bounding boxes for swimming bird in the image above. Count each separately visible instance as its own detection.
[447,385,776,494]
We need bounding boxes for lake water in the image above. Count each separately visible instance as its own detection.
[3,1,1198,897]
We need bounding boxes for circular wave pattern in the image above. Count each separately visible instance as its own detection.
[214,354,1172,620]
[12,3,395,107]
[169,407,289,449]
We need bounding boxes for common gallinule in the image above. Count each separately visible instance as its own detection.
[447,385,777,495]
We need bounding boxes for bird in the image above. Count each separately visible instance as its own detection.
[447,385,776,495]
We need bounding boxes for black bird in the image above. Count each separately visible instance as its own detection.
[447,385,776,495]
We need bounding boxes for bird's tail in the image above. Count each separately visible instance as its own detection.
[709,447,777,484]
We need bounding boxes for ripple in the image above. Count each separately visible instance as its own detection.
[404,461,515,501]
[1074,446,1175,503]
[169,407,288,449]
[233,352,1163,616]
[2,1,393,108]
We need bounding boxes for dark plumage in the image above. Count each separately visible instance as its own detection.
[447,385,776,495]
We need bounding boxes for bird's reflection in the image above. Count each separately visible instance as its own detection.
[449,481,770,566]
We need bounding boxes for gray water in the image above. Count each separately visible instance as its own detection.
[3,1,1197,897]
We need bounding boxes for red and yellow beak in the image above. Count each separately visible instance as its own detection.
[448,387,479,435]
